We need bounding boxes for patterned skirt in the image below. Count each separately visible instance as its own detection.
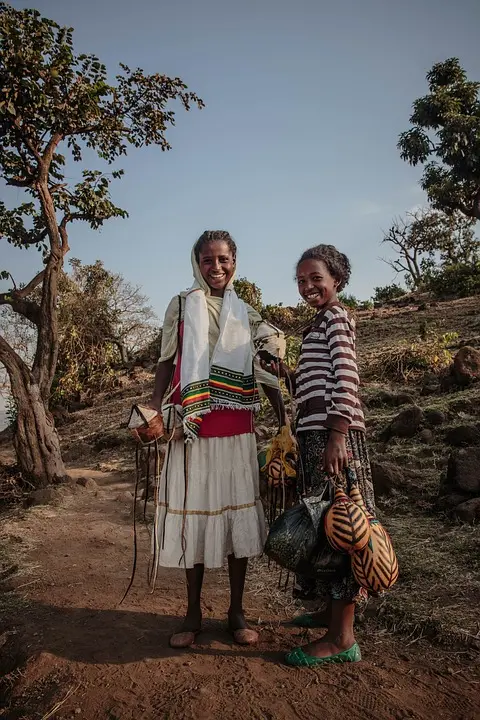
[295,428,375,605]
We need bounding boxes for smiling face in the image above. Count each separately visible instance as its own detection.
[296,258,339,309]
[198,240,236,296]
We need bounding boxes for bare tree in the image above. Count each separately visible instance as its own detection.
[381,208,478,289]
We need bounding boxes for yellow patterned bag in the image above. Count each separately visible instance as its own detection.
[260,425,298,487]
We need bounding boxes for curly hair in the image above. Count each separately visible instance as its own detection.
[296,244,351,291]
[193,230,237,262]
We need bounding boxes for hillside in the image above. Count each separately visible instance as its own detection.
[0,295,479,719]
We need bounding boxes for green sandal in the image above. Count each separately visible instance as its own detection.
[291,613,328,629]
[285,642,361,667]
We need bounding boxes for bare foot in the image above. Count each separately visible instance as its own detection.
[227,609,258,645]
[227,608,248,632]
[179,608,202,634]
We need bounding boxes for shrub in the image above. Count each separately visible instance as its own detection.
[424,262,480,299]
[363,331,458,383]
[338,293,359,309]
[373,284,406,304]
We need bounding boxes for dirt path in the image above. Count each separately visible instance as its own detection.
[1,469,479,720]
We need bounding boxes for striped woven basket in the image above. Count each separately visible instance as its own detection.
[351,518,399,593]
[348,483,399,592]
[324,484,370,555]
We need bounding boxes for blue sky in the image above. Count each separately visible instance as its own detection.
[3,0,480,319]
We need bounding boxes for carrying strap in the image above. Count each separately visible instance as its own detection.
[120,295,183,604]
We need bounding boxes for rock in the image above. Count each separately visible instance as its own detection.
[370,461,404,496]
[29,487,55,506]
[439,370,456,392]
[436,492,472,511]
[424,408,446,427]
[449,397,476,415]
[387,405,424,439]
[419,429,434,444]
[445,425,480,448]
[452,346,480,386]
[93,430,133,451]
[116,491,133,503]
[363,390,414,409]
[447,447,480,495]
[453,498,480,524]
[76,477,98,491]
[420,371,441,396]
[395,393,415,406]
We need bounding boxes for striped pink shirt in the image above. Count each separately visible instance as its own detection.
[295,303,365,435]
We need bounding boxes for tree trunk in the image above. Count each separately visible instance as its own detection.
[13,379,66,488]
[0,335,66,489]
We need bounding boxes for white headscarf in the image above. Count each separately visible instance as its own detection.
[179,245,259,440]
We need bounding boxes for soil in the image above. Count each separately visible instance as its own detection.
[1,467,479,720]
[1,295,480,719]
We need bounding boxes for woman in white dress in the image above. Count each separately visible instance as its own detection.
[147,230,285,648]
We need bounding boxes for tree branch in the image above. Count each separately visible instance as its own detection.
[0,293,41,326]
[13,118,42,165]
[0,331,33,381]
[39,132,63,183]
[6,176,36,188]
[15,270,46,299]
[471,187,480,220]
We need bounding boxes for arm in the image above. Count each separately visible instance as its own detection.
[146,295,180,411]
[260,383,287,427]
[260,358,296,395]
[323,311,359,475]
[148,357,174,412]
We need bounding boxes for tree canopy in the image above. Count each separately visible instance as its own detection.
[0,3,203,486]
[398,58,480,220]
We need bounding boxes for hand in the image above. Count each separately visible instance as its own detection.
[260,358,290,380]
[323,431,348,476]
[146,396,162,413]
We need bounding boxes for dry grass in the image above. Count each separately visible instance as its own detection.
[360,339,453,384]
[376,512,480,651]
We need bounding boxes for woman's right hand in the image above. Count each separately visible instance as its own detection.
[145,396,162,413]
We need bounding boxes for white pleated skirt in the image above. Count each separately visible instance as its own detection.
[152,433,267,569]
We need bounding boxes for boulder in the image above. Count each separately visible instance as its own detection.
[436,492,472,512]
[418,429,434,444]
[370,461,404,496]
[76,477,98,492]
[445,425,480,448]
[363,390,414,409]
[387,405,424,439]
[447,447,480,495]
[424,408,446,427]
[420,373,441,396]
[116,491,133,503]
[453,498,480,524]
[452,346,480,386]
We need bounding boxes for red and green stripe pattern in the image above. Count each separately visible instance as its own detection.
[181,365,259,439]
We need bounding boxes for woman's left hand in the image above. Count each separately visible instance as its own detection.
[323,430,348,476]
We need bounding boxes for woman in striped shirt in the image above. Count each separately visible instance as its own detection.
[262,244,376,667]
